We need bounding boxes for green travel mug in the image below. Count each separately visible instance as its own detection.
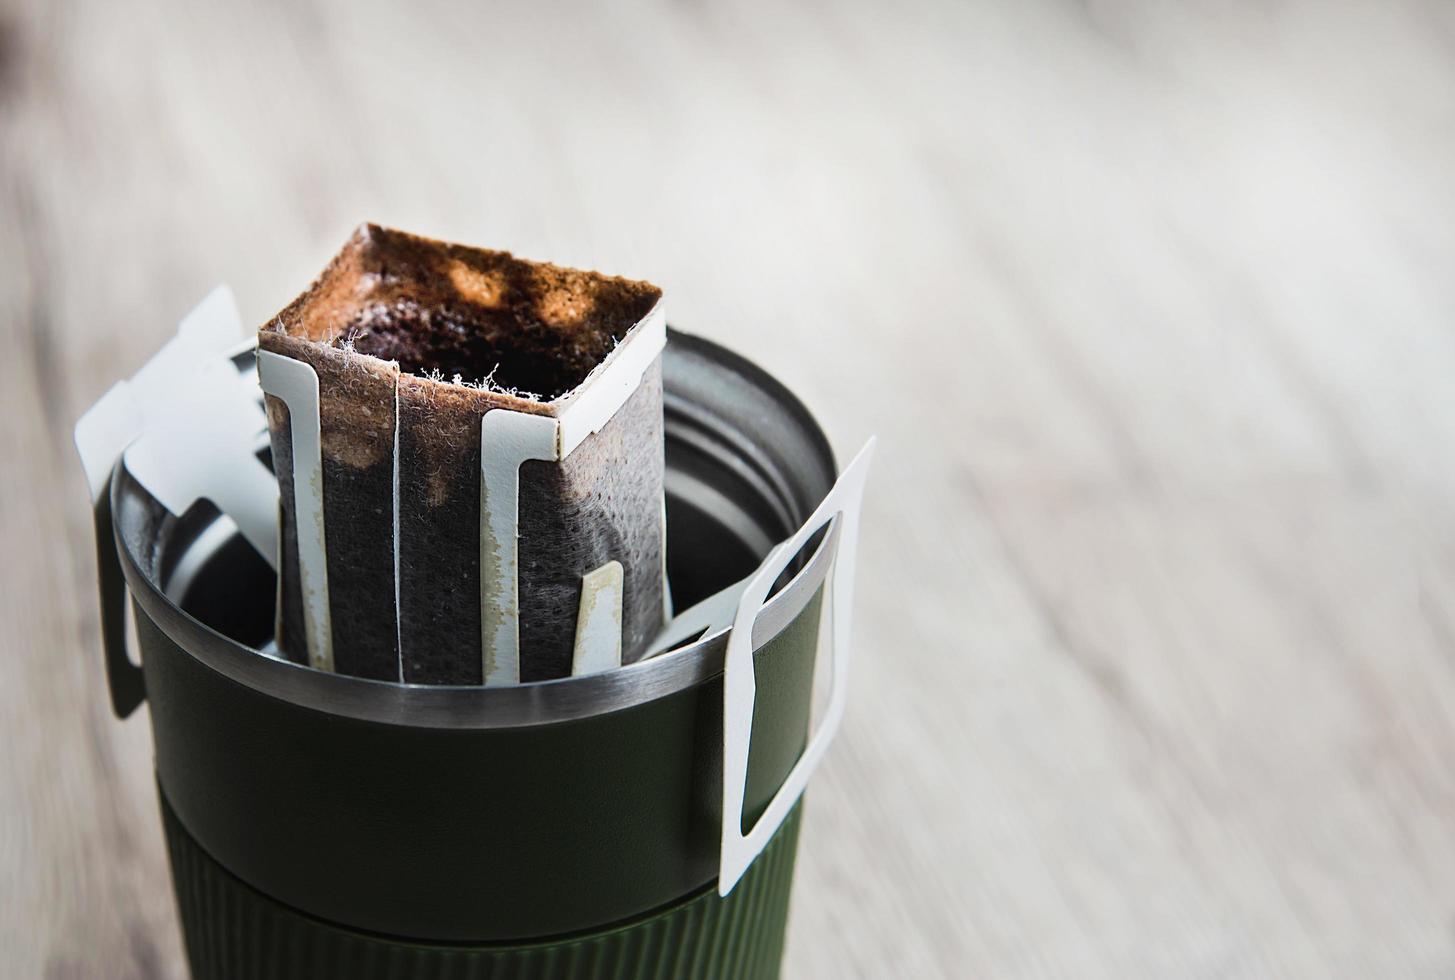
[79,319,870,979]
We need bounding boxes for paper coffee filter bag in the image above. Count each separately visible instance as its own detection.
[260,223,666,684]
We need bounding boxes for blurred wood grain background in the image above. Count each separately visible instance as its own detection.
[5,0,1455,976]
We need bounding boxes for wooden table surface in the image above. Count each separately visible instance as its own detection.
[6,0,1455,976]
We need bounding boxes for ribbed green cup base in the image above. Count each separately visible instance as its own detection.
[162,793,802,980]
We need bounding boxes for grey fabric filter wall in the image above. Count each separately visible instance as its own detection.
[264,334,400,680]
[261,224,665,684]
[516,364,665,680]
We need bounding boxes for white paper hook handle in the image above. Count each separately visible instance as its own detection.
[718,438,875,895]
[256,350,333,672]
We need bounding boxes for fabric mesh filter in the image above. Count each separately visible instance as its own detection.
[260,224,665,683]
[263,334,399,679]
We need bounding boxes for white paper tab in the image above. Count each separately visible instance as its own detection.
[571,560,624,676]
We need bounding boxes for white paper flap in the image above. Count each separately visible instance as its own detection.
[73,286,279,569]
[718,439,875,895]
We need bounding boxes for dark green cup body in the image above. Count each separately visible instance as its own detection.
[100,333,839,978]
